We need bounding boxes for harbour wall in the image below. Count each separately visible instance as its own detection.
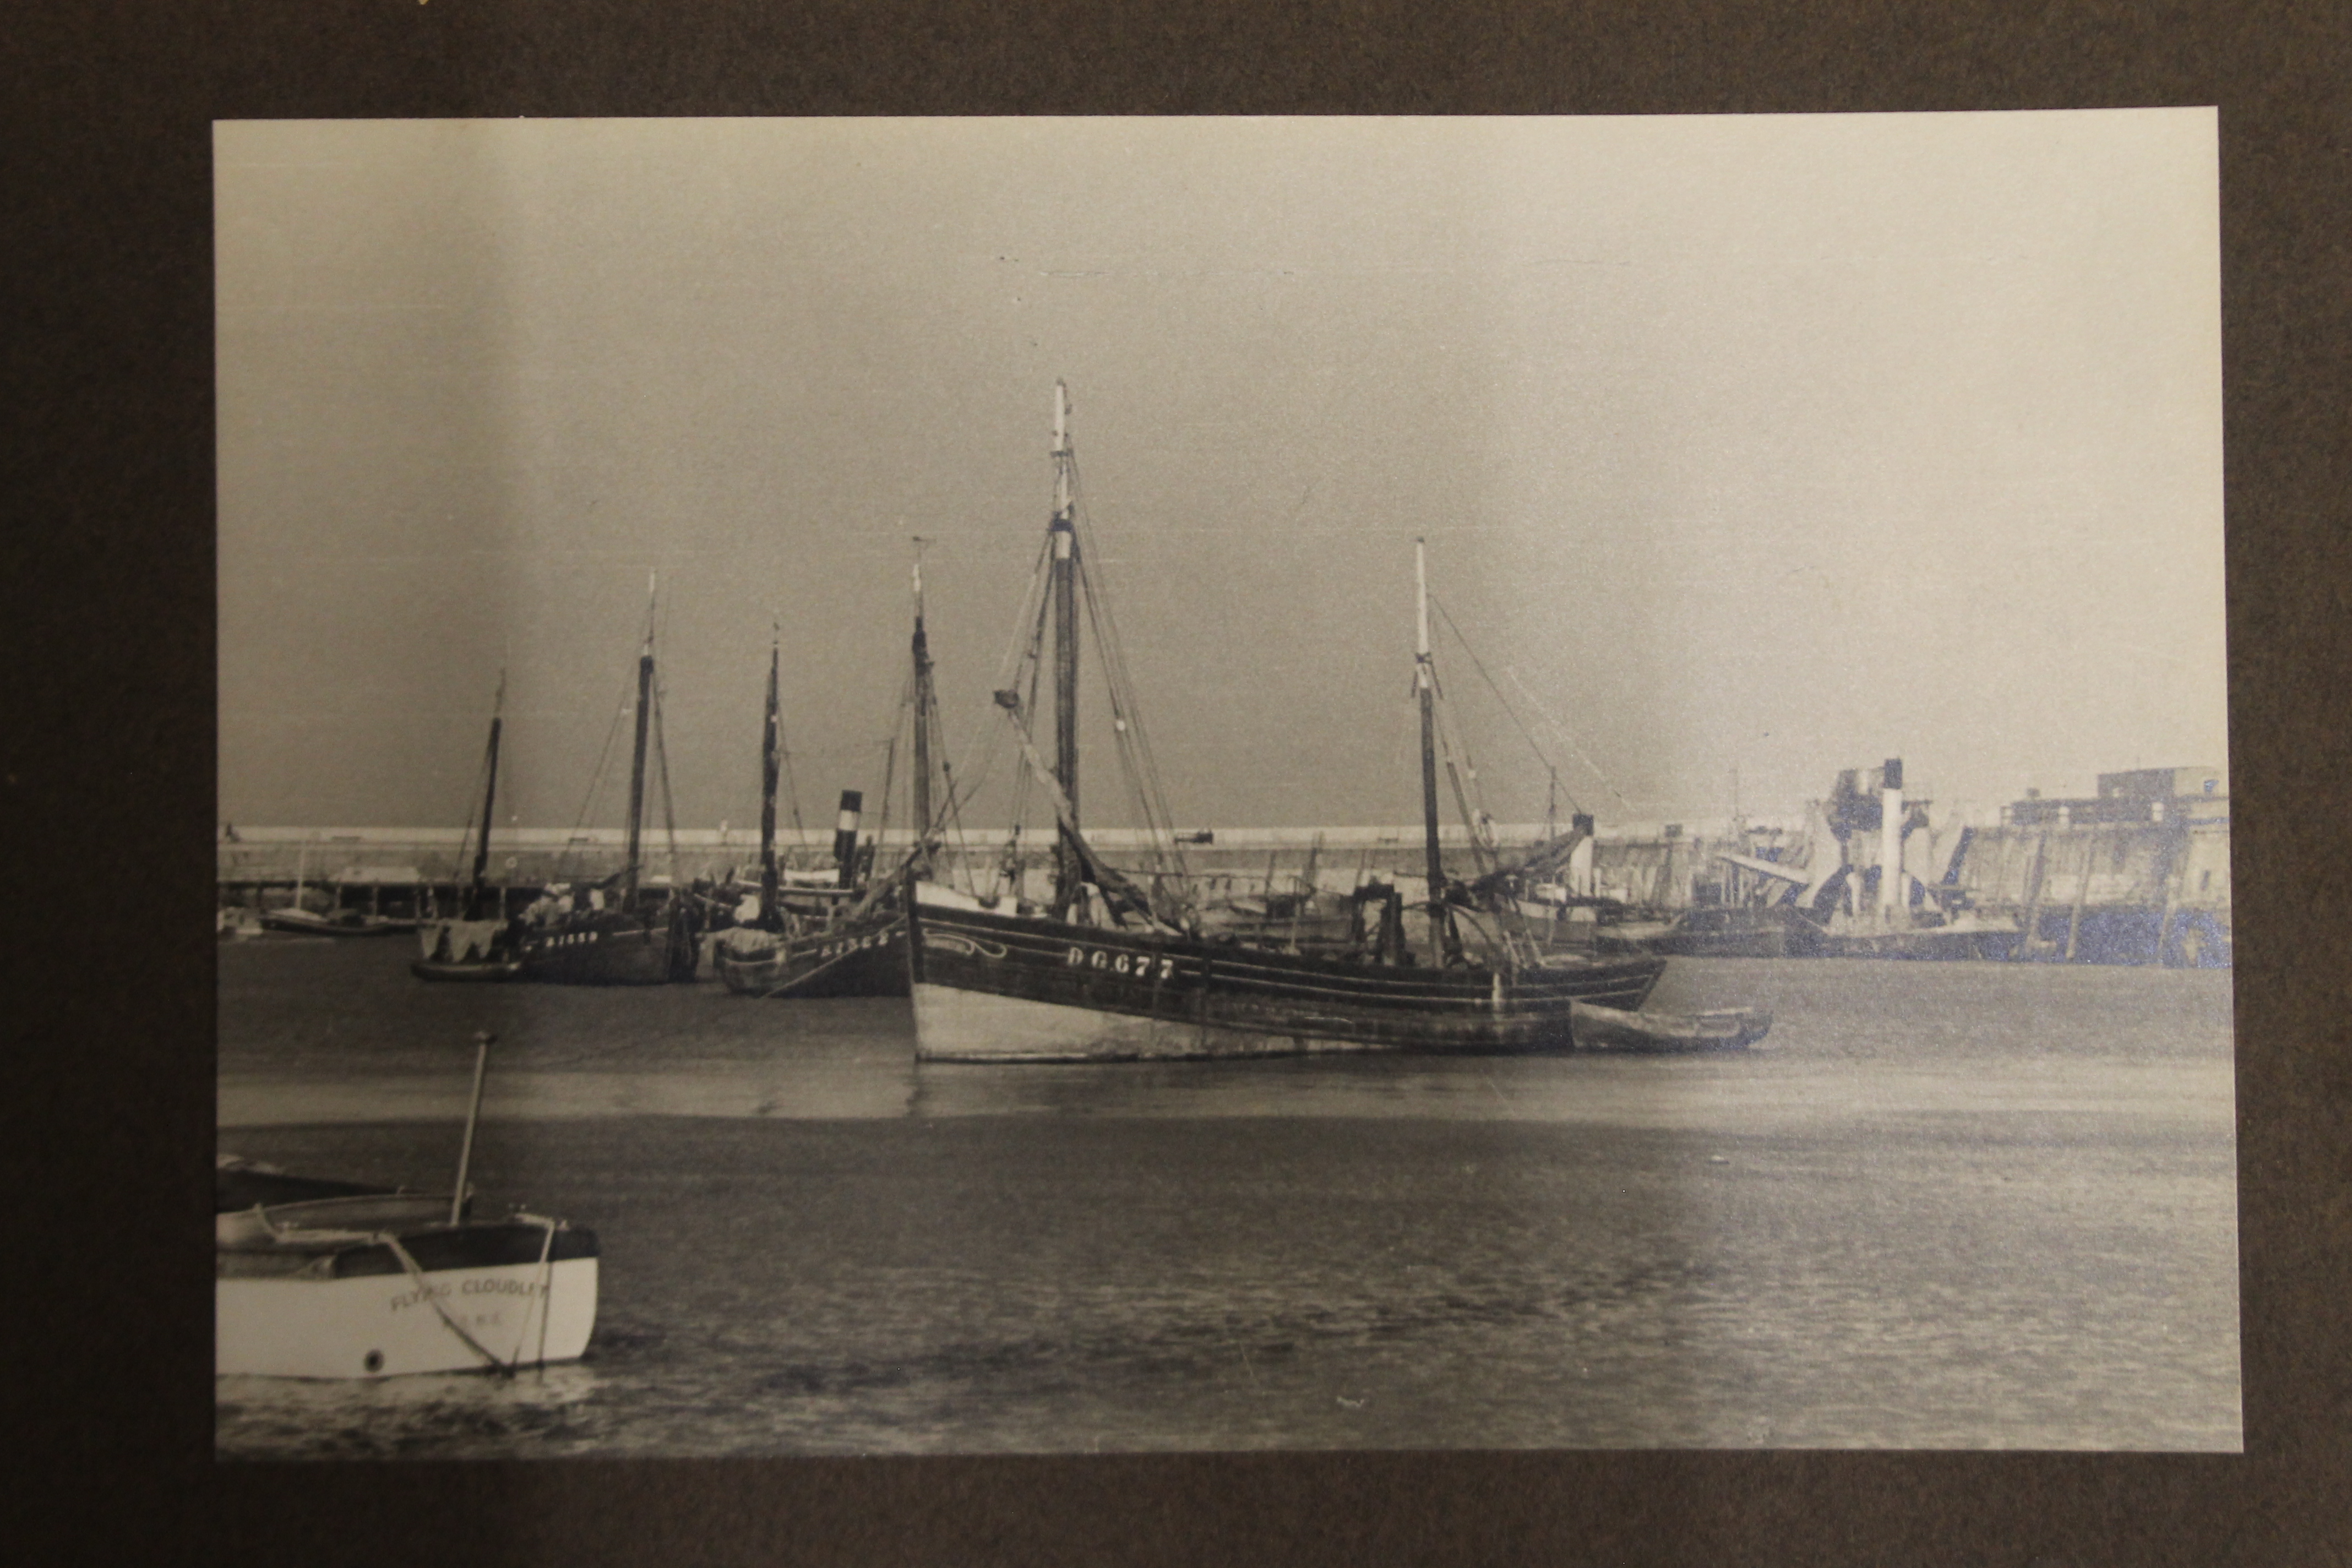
[216,822,1741,905]
[216,815,2233,939]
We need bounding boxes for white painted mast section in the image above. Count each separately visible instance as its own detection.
[1415,539,1432,673]
[448,1031,495,1227]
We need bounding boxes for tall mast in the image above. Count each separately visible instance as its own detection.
[1049,382,1081,919]
[466,671,506,919]
[910,542,935,869]
[1415,540,1457,965]
[758,622,780,924]
[622,576,655,907]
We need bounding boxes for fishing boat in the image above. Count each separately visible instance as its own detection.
[259,837,417,937]
[216,1033,598,1379]
[413,676,524,981]
[712,785,910,997]
[905,387,1697,1063]
[507,589,701,985]
[715,552,956,999]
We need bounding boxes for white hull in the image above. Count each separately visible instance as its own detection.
[216,1257,598,1379]
[910,979,1398,1064]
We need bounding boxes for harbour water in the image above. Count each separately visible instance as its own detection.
[216,939,2241,1457]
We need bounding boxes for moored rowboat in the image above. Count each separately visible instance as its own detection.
[215,1033,598,1380]
[214,1160,599,1380]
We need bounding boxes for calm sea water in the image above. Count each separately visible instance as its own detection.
[216,939,2240,1457]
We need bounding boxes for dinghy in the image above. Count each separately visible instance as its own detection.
[215,1032,598,1379]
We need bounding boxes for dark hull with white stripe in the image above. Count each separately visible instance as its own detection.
[905,899,1667,1062]
[712,913,910,998]
[514,911,697,986]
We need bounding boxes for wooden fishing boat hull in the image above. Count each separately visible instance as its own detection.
[514,912,698,985]
[216,1230,599,1380]
[1567,999,1772,1053]
[712,914,909,998]
[906,900,1667,1063]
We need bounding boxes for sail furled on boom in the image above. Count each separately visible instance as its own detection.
[991,688,1172,931]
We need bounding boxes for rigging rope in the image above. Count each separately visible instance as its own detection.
[563,652,641,881]
[1066,455,1188,881]
[1499,662,1630,816]
[1428,590,1591,823]
[379,1231,514,1379]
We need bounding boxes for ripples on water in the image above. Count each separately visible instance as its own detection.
[216,939,2240,1457]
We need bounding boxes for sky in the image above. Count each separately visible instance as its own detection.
[216,112,2225,836]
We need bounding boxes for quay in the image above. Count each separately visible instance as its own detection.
[217,760,2230,966]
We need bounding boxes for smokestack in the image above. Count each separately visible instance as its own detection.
[832,789,864,889]
[1879,758,1904,923]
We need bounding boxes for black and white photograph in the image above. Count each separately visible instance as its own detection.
[213,111,2235,1458]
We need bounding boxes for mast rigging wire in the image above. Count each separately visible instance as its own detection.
[1427,589,1592,823]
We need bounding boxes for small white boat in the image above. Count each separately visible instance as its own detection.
[257,906,415,938]
[259,839,421,937]
[215,1033,598,1379]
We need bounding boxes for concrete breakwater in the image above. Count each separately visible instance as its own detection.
[215,821,1607,909]
[215,808,2232,966]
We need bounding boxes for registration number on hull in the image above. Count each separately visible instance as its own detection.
[1066,946,1177,980]
[810,929,894,962]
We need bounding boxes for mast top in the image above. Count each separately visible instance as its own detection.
[1053,381,1069,456]
[642,571,658,656]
